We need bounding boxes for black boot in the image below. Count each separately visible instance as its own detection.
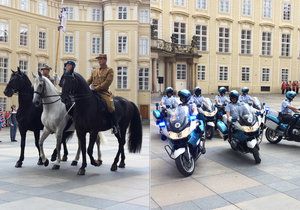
[111,111,121,137]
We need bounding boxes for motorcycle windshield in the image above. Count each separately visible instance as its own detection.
[202,98,214,112]
[238,103,257,126]
[252,97,262,111]
[165,105,189,132]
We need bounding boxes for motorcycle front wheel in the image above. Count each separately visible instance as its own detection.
[206,125,214,140]
[252,146,261,164]
[175,154,195,177]
[265,128,282,144]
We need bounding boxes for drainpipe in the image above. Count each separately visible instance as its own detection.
[102,3,104,53]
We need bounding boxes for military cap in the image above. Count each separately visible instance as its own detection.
[96,54,107,59]
[41,64,52,71]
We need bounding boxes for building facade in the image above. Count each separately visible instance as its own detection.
[0,0,150,120]
[151,0,300,94]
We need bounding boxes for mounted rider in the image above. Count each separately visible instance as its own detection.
[40,64,55,84]
[87,54,120,136]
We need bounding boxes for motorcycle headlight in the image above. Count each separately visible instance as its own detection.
[242,122,260,132]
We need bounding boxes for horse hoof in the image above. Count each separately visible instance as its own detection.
[118,163,125,168]
[44,159,49,167]
[37,159,43,166]
[52,164,60,170]
[98,160,103,166]
[77,169,85,175]
[61,156,68,162]
[50,155,56,162]
[71,161,78,166]
[110,164,118,171]
[15,161,22,168]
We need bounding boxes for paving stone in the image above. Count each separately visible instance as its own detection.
[220,189,256,203]
[245,185,277,198]
[252,174,283,185]
[267,181,299,192]
[104,203,148,210]
[193,195,231,209]
[162,201,200,210]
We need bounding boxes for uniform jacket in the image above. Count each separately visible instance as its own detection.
[87,66,113,96]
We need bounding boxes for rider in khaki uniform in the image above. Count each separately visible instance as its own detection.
[87,54,120,135]
[40,64,55,84]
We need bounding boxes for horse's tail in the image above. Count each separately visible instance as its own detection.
[128,102,143,153]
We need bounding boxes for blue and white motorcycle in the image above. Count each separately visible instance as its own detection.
[216,103,263,164]
[197,98,217,139]
[153,105,205,176]
[265,109,300,143]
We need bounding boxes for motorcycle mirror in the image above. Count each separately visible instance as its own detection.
[262,103,266,106]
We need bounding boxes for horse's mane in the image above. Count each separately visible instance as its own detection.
[73,72,90,91]
[19,71,32,88]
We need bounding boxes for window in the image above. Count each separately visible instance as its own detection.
[139,9,149,23]
[91,37,101,54]
[195,25,207,51]
[139,38,149,56]
[138,67,149,90]
[176,64,186,80]
[263,0,272,18]
[174,0,185,6]
[151,19,158,39]
[0,22,8,43]
[20,26,28,46]
[173,22,186,45]
[196,0,207,9]
[64,35,74,53]
[38,31,46,49]
[0,57,8,83]
[241,67,250,82]
[118,6,127,20]
[261,68,270,82]
[241,29,251,54]
[92,8,101,21]
[38,0,47,16]
[262,32,272,55]
[117,66,128,89]
[242,0,251,16]
[0,98,6,111]
[118,36,127,53]
[219,66,228,81]
[19,60,28,75]
[281,69,289,81]
[66,7,74,20]
[20,0,29,11]
[283,2,291,20]
[281,33,290,56]
[0,0,9,6]
[197,65,205,80]
[219,0,230,13]
[219,27,230,53]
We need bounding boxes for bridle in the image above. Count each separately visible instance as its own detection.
[34,79,61,105]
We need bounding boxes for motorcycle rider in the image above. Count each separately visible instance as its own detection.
[160,87,178,110]
[279,91,300,124]
[190,87,204,108]
[225,90,241,141]
[239,87,254,104]
[178,89,206,154]
[215,87,229,106]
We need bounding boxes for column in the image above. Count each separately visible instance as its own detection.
[152,58,158,92]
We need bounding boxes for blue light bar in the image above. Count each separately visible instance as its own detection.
[158,121,166,127]
[189,115,197,121]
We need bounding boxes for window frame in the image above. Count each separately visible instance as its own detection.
[241,67,250,82]
[261,68,270,82]
[138,67,149,90]
[281,33,291,57]
[219,66,228,81]
[173,22,186,45]
[261,31,272,56]
[241,29,252,55]
[0,57,8,83]
[118,6,128,20]
[176,64,187,80]
[117,66,128,89]
[197,65,206,80]
[64,34,74,53]
[218,27,230,53]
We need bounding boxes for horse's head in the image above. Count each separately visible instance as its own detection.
[60,71,77,105]
[32,71,45,107]
[4,67,29,97]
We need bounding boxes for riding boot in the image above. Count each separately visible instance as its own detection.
[111,111,121,137]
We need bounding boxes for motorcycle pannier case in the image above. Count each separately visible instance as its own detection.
[265,114,280,130]
[217,120,228,135]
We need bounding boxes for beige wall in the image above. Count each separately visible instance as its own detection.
[151,0,300,94]
[0,0,150,115]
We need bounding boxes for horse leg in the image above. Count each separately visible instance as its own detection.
[118,128,127,168]
[111,133,124,171]
[34,130,43,165]
[39,129,51,167]
[52,132,63,170]
[88,131,100,167]
[71,138,80,166]
[50,148,57,162]
[96,133,102,165]
[61,136,68,162]
[15,130,26,168]
[77,130,87,175]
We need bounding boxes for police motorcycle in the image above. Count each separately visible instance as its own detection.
[197,98,217,139]
[265,109,300,144]
[153,90,205,176]
[216,102,263,164]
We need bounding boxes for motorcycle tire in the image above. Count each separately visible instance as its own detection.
[206,126,214,140]
[252,146,261,164]
[175,154,195,177]
[265,128,282,144]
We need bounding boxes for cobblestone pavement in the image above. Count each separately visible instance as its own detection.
[151,94,300,210]
[0,126,149,210]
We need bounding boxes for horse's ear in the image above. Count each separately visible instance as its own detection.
[17,67,21,73]
[38,70,42,78]
[32,72,36,79]
[11,69,15,73]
